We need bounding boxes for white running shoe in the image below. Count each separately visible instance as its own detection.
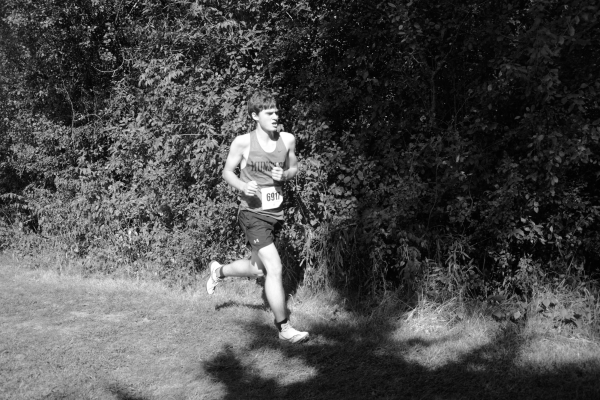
[206,261,223,295]
[279,322,309,343]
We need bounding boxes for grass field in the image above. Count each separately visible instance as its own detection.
[1,253,600,400]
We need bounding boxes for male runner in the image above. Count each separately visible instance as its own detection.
[206,90,309,344]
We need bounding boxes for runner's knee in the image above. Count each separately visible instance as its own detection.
[257,244,283,277]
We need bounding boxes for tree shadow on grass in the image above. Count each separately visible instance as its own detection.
[203,317,600,400]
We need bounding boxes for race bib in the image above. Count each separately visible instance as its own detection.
[261,186,284,210]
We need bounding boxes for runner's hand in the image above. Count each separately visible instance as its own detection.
[243,180,258,196]
[272,163,284,181]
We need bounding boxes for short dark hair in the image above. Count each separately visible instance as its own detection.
[247,90,277,117]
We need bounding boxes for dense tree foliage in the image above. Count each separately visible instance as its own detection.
[1,0,599,297]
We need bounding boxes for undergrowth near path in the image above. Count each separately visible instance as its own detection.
[1,253,599,400]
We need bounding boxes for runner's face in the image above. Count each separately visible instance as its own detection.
[253,108,279,133]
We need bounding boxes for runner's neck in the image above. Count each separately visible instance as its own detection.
[255,129,279,152]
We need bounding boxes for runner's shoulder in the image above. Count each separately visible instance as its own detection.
[279,131,296,148]
[231,133,251,149]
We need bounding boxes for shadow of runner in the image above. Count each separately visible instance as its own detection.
[215,300,269,311]
[106,383,150,400]
[203,319,600,400]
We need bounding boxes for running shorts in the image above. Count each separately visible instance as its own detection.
[238,209,282,252]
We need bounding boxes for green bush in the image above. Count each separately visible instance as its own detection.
[1,0,599,300]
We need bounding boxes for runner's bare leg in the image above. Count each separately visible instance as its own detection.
[217,244,286,322]
[257,243,286,322]
[220,258,264,277]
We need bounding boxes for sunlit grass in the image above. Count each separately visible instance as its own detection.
[1,253,600,399]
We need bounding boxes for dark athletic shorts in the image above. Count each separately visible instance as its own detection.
[238,210,282,252]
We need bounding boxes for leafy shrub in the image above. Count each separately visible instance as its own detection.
[1,0,599,305]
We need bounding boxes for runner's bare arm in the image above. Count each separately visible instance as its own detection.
[223,135,257,195]
[282,133,298,181]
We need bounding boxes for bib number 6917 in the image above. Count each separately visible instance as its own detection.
[261,186,283,210]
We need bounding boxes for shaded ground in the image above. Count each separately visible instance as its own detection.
[1,255,599,399]
[203,319,599,399]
